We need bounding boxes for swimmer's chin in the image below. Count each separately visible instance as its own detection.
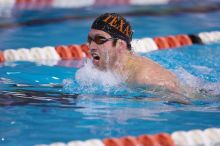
[92,59,99,66]
[92,61,107,71]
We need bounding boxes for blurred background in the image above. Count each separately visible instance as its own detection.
[1,1,220,146]
[1,0,220,25]
[1,0,220,49]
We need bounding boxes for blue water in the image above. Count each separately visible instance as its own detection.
[0,9,220,146]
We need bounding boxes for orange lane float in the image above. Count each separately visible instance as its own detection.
[80,44,91,58]
[55,45,72,60]
[103,134,174,146]
[95,0,130,6]
[0,51,5,62]
[154,133,175,146]
[165,36,181,48]
[153,37,170,49]
[15,0,53,10]
[104,138,123,146]
[176,34,192,46]
[68,45,84,60]
[137,135,159,146]
[120,136,140,146]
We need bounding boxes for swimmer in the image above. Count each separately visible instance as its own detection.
[87,13,182,94]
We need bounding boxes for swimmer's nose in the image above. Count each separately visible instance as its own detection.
[88,40,97,49]
[90,48,98,55]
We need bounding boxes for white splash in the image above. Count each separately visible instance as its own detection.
[174,67,203,88]
[68,60,124,94]
[191,65,213,74]
[174,67,220,96]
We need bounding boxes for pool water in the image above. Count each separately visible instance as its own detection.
[0,8,220,146]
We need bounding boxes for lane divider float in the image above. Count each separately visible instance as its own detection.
[153,37,170,49]
[0,51,5,62]
[0,0,171,18]
[0,0,170,11]
[0,31,220,64]
[35,127,220,146]
[0,44,89,63]
[175,34,192,46]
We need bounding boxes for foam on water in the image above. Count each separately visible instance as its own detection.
[63,60,132,95]
[65,62,220,100]
[76,60,122,87]
[174,67,220,96]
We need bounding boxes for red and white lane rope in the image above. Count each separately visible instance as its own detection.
[35,127,220,146]
[130,0,169,6]
[0,44,90,63]
[0,0,171,17]
[0,0,170,10]
[131,38,158,53]
[52,0,94,8]
[172,128,220,146]
[198,31,220,44]
[0,31,220,64]
[131,30,220,52]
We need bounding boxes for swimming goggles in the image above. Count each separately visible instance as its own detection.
[87,35,117,45]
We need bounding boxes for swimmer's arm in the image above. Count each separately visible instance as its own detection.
[133,69,155,86]
[135,68,182,93]
[133,70,179,94]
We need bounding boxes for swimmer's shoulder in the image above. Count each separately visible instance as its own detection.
[129,56,182,91]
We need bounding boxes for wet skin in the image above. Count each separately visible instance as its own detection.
[88,29,182,94]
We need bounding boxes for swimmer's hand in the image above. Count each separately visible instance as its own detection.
[134,91,191,105]
[139,96,191,105]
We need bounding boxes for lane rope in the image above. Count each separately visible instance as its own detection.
[0,31,220,65]
[0,0,170,11]
[35,127,220,146]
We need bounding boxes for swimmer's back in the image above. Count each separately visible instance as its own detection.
[124,55,181,92]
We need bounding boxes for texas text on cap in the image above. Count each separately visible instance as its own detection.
[91,13,133,45]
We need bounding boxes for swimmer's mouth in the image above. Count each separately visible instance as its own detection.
[91,53,100,60]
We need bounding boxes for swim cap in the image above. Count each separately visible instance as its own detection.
[91,13,133,48]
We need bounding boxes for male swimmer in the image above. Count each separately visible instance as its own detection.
[87,13,182,95]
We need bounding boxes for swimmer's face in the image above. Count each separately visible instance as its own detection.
[88,29,118,71]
